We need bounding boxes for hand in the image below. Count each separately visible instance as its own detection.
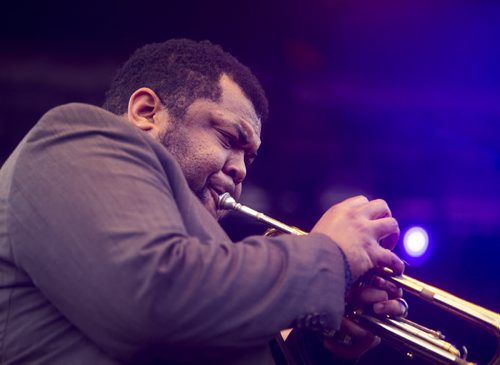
[348,274,406,316]
[322,318,379,360]
[322,275,407,359]
[311,195,404,280]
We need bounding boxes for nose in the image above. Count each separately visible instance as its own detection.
[223,151,246,185]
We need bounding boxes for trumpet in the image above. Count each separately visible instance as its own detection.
[218,193,500,365]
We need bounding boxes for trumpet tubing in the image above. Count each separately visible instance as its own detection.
[218,193,500,365]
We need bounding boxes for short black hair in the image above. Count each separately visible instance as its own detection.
[103,39,268,121]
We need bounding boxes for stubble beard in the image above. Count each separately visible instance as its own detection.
[160,126,211,209]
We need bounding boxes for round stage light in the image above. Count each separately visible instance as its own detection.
[403,227,429,257]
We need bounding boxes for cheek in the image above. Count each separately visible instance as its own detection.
[188,148,227,179]
[199,145,228,171]
[178,131,229,180]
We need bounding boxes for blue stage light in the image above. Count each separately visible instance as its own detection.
[403,227,429,257]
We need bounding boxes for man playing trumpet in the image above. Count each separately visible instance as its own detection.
[0,39,407,364]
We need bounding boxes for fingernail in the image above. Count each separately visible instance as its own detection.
[373,303,385,313]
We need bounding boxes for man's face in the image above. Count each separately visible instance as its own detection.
[159,74,262,219]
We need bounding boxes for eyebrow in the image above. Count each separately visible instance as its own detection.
[235,123,261,158]
[211,112,260,151]
[235,124,251,145]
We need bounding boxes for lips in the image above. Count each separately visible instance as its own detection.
[210,184,236,201]
[204,176,237,218]
[208,185,236,219]
[210,188,223,211]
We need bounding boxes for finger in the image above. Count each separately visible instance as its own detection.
[372,276,403,299]
[323,319,378,354]
[360,199,392,219]
[338,319,380,350]
[348,276,403,306]
[322,319,382,360]
[373,298,408,317]
[370,336,381,350]
[356,287,389,305]
[371,217,400,250]
[340,195,370,208]
[341,318,372,338]
[374,249,405,275]
[379,231,399,250]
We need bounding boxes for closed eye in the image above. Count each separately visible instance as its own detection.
[217,130,234,149]
[215,127,258,167]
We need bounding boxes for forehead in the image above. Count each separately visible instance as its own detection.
[216,74,262,136]
[180,74,262,151]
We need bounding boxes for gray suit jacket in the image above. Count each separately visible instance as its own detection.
[0,103,350,364]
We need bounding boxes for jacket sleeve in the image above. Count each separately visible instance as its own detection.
[8,104,351,363]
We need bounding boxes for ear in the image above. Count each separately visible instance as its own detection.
[126,87,169,137]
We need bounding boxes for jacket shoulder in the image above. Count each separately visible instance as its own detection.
[40,103,125,128]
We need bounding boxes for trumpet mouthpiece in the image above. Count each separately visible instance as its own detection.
[218,193,237,210]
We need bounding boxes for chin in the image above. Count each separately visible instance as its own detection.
[195,187,225,220]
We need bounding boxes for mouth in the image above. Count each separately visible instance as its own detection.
[207,188,224,219]
[208,187,235,219]
[210,188,222,209]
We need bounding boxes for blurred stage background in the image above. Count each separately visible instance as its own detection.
[1,1,499,363]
